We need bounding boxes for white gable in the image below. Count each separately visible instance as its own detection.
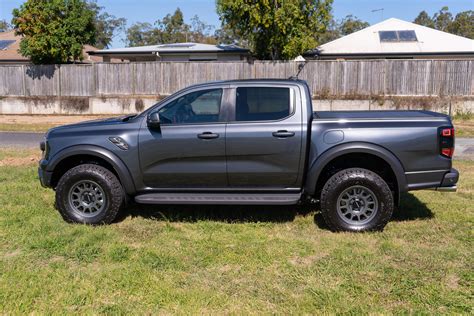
[317,18,474,55]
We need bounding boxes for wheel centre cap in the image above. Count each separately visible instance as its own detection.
[82,192,95,204]
[351,198,364,211]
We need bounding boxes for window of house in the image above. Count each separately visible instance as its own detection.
[379,30,418,42]
[235,87,291,122]
[379,31,399,42]
[0,40,15,50]
[397,30,417,41]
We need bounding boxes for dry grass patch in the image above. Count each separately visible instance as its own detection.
[0,115,110,132]
[453,118,474,138]
[0,148,40,166]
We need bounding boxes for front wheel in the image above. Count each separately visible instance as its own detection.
[55,164,124,225]
[320,168,394,232]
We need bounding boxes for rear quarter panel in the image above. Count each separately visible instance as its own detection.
[308,117,453,191]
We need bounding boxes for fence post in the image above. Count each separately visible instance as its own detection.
[58,65,61,112]
[92,63,97,97]
[132,63,136,95]
[21,65,27,96]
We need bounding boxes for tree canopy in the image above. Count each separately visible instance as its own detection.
[338,15,370,36]
[86,0,126,49]
[216,0,333,60]
[12,0,96,64]
[413,7,474,39]
[126,8,216,47]
[316,14,369,45]
[413,11,435,29]
[0,20,11,32]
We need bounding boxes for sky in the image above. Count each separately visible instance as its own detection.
[1,0,473,48]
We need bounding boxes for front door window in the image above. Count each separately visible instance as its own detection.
[158,89,223,125]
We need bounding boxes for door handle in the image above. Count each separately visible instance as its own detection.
[197,132,219,140]
[272,130,295,138]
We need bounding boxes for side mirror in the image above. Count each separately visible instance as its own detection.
[147,112,161,129]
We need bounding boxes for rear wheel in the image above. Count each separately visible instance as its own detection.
[55,164,123,225]
[320,168,394,232]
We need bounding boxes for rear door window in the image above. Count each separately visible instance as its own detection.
[235,87,291,122]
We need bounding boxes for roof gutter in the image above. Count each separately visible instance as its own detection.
[88,49,250,55]
[305,51,474,58]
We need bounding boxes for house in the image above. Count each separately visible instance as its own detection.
[0,30,103,64]
[305,18,474,60]
[88,42,250,62]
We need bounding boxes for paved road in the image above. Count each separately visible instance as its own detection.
[1,131,473,160]
[0,131,44,149]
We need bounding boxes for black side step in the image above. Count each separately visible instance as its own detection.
[134,193,302,205]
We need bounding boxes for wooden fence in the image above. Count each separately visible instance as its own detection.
[0,60,472,97]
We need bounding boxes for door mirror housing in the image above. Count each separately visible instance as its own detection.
[147,112,161,129]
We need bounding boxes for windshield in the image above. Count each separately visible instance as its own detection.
[136,90,186,118]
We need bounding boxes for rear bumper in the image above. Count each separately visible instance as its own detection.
[427,168,459,192]
[429,185,457,192]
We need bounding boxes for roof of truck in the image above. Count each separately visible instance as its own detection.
[185,78,308,89]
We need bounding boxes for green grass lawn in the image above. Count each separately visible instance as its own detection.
[0,149,472,314]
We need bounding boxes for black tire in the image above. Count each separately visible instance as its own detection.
[320,168,394,232]
[55,164,123,225]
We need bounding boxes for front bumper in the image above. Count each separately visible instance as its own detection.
[428,168,459,192]
[38,159,53,188]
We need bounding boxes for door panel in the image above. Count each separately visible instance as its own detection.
[138,87,227,189]
[226,86,303,188]
[139,124,227,188]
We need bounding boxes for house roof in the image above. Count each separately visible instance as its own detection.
[309,18,474,57]
[0,30,102,63]
[88,42,249,55]
[0,30,29,62]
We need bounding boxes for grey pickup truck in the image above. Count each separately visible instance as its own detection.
[38,79,458,232]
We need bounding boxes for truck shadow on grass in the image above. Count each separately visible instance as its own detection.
[119,193,433,225]
[121,204,313,223]
[392,193,434,221]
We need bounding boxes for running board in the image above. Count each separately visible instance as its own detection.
[134,193,302,205]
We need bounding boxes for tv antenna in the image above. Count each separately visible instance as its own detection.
[371,8,384,21]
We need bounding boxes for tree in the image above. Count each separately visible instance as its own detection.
[0,20,11,32]
[413,11,435,28]
[316,14,369,45]
[126,8,217,47]
[125,22,159,46]
[216,0,333,60]
[433,6,453,32]
[12,0,95,64]
[413,7,473,39]
[338,15,369,36]
[317,17,340,44]
[189,15,216,44]
[448,10,474,39]
[86,0,126,49]
[214,23,242,45]
[155,8,188,43]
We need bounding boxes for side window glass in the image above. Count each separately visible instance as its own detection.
[235,87,290,122]
[158,89,222,124]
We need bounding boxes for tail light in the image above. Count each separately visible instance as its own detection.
[439,127,455,158]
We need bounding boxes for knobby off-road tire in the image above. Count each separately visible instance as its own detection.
[320,168,394,232]
[55,164,123,225]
